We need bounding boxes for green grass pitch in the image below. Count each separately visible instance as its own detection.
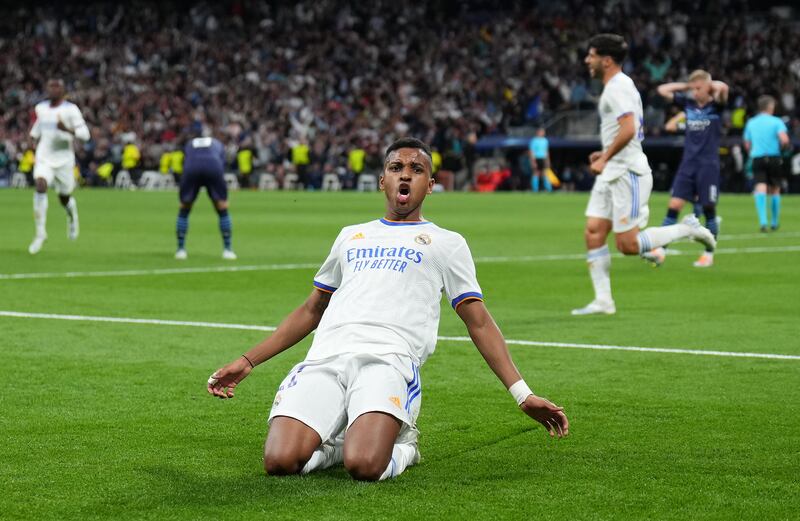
[1,188,798,520]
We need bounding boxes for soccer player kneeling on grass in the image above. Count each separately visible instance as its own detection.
[207,137,568,481]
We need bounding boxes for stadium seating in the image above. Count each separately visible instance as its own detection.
[1,2,797,192]
[258,173,279,191]
[322,173,342,191]
[357,174,378,192]
[115,170,133,190]
[11,173,28,189]
[139,171,165,191]
[283,173,301,190]
[224,173,240,191]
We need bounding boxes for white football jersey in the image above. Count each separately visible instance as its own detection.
[30,100,90,167]
[597,72,651,180]
[309,218,483,366]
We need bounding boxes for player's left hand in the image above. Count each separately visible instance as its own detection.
[206,356,252,399]
[589,155,606,175]
[520,395,569,438]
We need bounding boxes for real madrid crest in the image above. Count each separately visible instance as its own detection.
[414,233,432,245]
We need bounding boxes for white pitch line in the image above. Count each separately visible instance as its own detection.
[474,244,800,263]
[0,310,277,332]
[0,262,319,280]
[438,336,800,360]
[1,310,798,361]
[719,231,800,240]
[1,244,799,281]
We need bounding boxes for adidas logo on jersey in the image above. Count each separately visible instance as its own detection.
[350,232,365,240]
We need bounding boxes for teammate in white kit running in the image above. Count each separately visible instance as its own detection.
[208,138,569,481]
[572,34,716,316]
[28,78,90,255]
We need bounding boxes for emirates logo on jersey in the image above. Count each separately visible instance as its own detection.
[414,233,432,245]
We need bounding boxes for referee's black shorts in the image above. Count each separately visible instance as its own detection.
[752,156,784,186]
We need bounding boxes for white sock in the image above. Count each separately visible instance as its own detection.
[33,192,48,237]
[637,224,691,253]
[378,443,418,481]
[587,245,612,303]
[300,443,342,475]
[65,197,78,221]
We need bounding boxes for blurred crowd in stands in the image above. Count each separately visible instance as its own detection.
[1,0,798,190]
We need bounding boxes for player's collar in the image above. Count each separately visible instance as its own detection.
[379,218,431,226]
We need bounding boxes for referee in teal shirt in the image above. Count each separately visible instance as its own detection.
[528,128,552,193]
[743,95,790,231]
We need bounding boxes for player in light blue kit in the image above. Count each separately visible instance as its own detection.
[743,95,790,232]
[207,138,569,481]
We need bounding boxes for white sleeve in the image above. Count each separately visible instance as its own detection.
[606,84,637,120]
[312,229,347,293]
[443,237,483,310]
[70,106,91,141]
[29,107,41,139]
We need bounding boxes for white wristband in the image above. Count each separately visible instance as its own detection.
[509,379,534,406]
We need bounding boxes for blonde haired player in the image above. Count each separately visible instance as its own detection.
[649,70,729,267]
[573,35,716,315]
[28,78,90,254]
[208,138,568,481]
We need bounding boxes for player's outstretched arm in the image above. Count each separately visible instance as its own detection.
[656,82,687,102]
[207,289,332,399]
[455,300,569,438]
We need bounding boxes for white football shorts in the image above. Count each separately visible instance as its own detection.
[268,352,421,445]
[586,171,652,233]
[33,162,76,195]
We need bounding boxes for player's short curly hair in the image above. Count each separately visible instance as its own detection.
[588,33,628,64]
[384,138,433,171]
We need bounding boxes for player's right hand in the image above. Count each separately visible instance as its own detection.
[520,395,569,439]
[588,151,602,164]
[207,357,252,399]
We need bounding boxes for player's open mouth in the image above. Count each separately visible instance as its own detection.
[398,184,411,204]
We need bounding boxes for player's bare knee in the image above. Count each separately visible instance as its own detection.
[344,453,388,481]
[615,235,639,255]
[263,451,303,476]
[35,179,47,193]
[584,227,600,244]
